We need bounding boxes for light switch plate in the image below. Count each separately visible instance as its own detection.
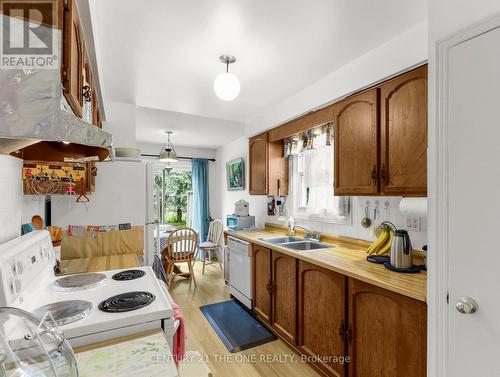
[405,216,421,232]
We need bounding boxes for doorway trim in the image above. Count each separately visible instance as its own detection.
[429,12,500,377]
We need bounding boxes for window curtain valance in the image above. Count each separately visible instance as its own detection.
[283,122,333,157]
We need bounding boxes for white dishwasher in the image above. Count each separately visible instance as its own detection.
[228,236,252,309]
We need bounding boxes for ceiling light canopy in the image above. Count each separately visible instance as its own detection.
[159,131,178,163]
[214,55,240,101]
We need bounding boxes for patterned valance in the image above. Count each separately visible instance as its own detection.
[283,123,333,157]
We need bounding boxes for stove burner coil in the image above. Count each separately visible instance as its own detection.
[98,291,155,313]
[112,269,146,281]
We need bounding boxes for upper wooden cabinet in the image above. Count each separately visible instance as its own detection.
[347,278,427,377]
[249,133,288,196]
[380,65,428,196]
[334,89,379,195]
[62,0,84,118]
[333,66,428,196]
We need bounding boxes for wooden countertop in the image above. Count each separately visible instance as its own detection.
[229,227,427,302]
[58,254,141,275]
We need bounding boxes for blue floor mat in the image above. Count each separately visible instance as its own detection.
[200,299,277,352]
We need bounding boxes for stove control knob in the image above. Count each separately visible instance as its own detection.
[14,279,21,293]
[15,262,24,275]
[9,278,14,294]
[11,263,17,275]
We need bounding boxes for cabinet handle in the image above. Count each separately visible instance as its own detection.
[338,321,345,338]
[346,325,353,343]
[371,165,378,186]
[266,281,273,293]
[277,179,281,196]
[380,164,388,186]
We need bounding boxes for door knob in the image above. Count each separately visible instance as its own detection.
[456,296,479,314]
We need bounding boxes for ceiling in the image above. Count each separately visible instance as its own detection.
[92,0,426,145]
[134,106,244,148]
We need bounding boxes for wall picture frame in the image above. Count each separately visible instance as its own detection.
[226,158,245,191]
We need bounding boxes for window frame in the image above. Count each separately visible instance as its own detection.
[288,148,352,225]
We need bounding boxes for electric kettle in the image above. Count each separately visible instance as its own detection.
[390,229,413,269]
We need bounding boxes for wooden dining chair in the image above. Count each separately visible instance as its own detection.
[161,227,199,287]
[198,219,223,275]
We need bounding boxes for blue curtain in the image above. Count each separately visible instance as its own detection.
[192,158,209,242]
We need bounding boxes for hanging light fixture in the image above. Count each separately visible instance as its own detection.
[213,55,240,101]
[159,131,178,163]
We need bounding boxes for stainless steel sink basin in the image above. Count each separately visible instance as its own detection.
[259,236,303,244]
[280,241,331,251]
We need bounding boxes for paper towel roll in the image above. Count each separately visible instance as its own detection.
[399,198,427,217]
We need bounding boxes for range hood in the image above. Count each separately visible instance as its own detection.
[0,62,113,161]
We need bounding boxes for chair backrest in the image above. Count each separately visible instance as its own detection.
[207,220,223,245]
[163,227,198,261]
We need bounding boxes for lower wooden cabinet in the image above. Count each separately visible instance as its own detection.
[271,251,297,344]
[252,244,272,323]
[298,261,347,377]
[347,279,427,377]
[249,242,427,377]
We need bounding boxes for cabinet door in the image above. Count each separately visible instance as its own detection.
[271,251,296,344]
[249,133,268,195]
[268,140,288,196]
[62,0,84,118]
[252,244,271,323]
[348,278,427,377]
[334,89,379,195]
[298,261,346,377]
[380,65,427,196]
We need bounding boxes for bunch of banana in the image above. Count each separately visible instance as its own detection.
[366,225,394,255]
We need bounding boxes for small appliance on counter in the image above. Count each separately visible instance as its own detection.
[226,215,255,231]
[384,229,421,273]
[226,199,255,230]
[234,199,249,216]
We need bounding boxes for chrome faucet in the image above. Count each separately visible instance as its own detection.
[287,219,321,242]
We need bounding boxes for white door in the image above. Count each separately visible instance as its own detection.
[446,25,500,376]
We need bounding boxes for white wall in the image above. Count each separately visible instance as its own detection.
[245,20,428,137]
[51,161,146,229]
[0,156,23,243]
[22,197,45,225]
[213,137,268,228]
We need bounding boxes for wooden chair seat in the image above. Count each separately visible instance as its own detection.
[198,220,223,275]
[161,227,199,287]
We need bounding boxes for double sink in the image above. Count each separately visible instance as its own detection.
[258,236,331,251]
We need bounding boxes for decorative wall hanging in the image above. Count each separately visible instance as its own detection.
[226,158,245,191]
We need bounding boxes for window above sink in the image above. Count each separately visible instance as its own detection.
[289,145,352,225]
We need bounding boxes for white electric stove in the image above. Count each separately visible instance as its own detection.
[0,231,177,349]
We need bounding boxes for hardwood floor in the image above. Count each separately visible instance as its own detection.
[169,262,320,377]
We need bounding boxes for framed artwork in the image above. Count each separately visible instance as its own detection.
[226,158,245,191]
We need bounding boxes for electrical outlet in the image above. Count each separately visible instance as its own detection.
[405,216,421,232]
